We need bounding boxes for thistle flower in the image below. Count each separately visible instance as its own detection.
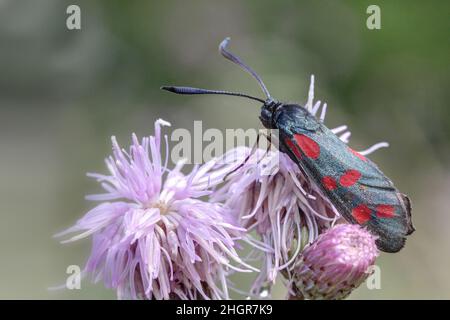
[211,147,338,297]
[211,75,387,298]
[287,224,378,300]
[57,119,256,300]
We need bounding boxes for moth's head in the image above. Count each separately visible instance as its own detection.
[260,99,282,129]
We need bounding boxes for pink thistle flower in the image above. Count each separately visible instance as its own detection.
[57,119,256,300]
[211,147,338,297]
[211,75,387,298]
[287,224,378,300]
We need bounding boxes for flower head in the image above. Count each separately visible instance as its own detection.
[211,147,338,297]
[288,224,378,300]
[57,119,256,300]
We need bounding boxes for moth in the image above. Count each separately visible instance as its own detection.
[161,38,415,252]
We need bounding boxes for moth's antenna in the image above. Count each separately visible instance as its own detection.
[160,86,266,103]
[219,37,272,100]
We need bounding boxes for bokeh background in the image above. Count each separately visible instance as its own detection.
[0,0,449,299]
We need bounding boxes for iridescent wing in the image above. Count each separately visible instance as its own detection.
[276,104,414,252]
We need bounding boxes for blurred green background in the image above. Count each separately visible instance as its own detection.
[0,0,449,299]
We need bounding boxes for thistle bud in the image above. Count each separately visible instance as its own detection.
[289,224,378,300]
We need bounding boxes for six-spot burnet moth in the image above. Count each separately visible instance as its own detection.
[161,38,415,253]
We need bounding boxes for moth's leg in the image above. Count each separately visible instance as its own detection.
[243,130,280,178]
[264,131,273,154]
[224,133,262,180]
[255,130,275,165]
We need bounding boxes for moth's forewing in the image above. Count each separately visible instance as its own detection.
[276,104,414,252]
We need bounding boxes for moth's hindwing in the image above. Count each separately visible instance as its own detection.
[276,104,414,252]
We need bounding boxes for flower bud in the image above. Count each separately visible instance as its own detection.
[289,224,378,300]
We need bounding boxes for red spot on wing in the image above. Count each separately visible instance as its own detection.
[348,147,367,161]
[352,204,371,224]
[322,176,337,191]
[285,138,302,159]
[340,169,362,187]
[293,134,320,159]
[376,204,395,218]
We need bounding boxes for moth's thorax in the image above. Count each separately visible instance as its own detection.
[260,101,313,130]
